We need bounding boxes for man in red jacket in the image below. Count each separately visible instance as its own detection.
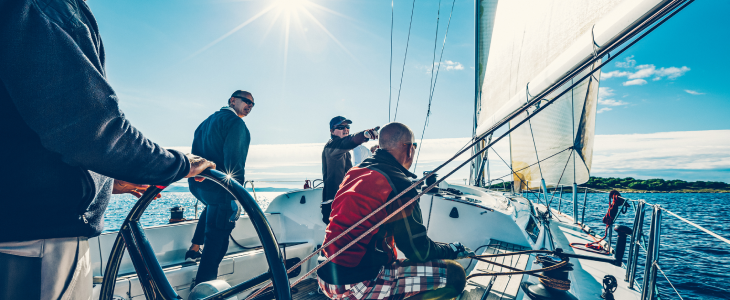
[317,122,472,300]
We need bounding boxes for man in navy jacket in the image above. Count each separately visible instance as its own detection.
[187,90,254,285]
[0,0,215,298]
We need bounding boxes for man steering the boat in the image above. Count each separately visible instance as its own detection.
[0,1,216,299]
[321,116,380,224]
[318,122,472,300]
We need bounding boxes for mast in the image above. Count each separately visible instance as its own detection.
[471,0,482,186]
[471,0,499,186]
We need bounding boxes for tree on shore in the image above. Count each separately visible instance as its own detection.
[484,177,729,192]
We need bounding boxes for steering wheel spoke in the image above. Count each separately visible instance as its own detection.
[100,169,292,300]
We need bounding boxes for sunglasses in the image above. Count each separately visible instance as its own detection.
[404,142,418,149]
[333,125,350,130]
[232,96,255,107]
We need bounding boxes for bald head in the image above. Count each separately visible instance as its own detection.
[379,122,416,169]
[379,122,413,150]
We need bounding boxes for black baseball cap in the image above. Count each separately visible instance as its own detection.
[329,116,352,130]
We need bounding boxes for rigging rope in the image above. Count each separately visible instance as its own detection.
[415,0,442,171]
[413,0,457,173]
[393,0,417,121]
[524,87,545,181]
[388,0,394,122]
[544,150,574,217]
[244,3,691,297]
[490,146,573,191]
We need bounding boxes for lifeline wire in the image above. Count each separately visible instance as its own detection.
[393,0,417,121]
[655,261,685,300]
[662,208,730,246]
[414,0,457,172]
[245,2,691,298]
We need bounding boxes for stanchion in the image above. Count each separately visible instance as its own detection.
[572,183,578,224]
[626,200,645,288]
[641,205,661,300]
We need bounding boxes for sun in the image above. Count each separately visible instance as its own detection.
[185,0,357,72]
[274,0,311,12]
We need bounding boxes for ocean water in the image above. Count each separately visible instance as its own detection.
[104,192,730,300]
[544,192,730,300]
[103,191,284,233]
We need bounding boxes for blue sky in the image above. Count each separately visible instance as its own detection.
[595,0,730,134]
[87,0,729,182]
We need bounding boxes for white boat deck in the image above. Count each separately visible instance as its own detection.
[536,205,642,300]
[461,240,532,300]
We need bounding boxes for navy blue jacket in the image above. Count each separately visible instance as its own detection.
[189,108,251,206]
[0,0,190,242]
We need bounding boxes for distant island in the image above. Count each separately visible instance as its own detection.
[583,177,730,193]
[487,177,730,193]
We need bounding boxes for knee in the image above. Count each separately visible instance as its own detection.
[445,260,466,294]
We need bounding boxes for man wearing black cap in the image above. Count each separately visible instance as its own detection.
[186,90,255,286]
[321,116,379,224]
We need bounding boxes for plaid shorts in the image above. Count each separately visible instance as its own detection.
[317,259,449,300]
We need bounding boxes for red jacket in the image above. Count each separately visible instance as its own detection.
[317,150,455,284]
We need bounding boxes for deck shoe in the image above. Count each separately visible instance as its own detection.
[185,249,203,260]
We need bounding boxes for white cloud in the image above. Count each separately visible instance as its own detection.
[592,130,730,174]
[684,90,705,95]
[598,99,628,106]
[426,60,464,73]
[628,64,656,79]
[598,87,614,98]
[623,79,647,86]
[615,55,636,68]
[597,87,628,106]
[655,66,690,79]
[597,107,613,114]
[601,70,630,79]
[601,57,689,85]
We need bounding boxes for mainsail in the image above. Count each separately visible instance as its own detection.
[474,0,673,190]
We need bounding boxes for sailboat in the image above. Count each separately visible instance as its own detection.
[88,0,695,299]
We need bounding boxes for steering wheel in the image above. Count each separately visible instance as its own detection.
[99,169,292,300]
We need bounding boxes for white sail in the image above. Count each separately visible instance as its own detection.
[474,0,671,189]
[509,63,600,190]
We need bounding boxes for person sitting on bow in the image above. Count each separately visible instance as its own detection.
[317,122,473,300]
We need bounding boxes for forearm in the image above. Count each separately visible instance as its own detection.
[0,3,189,185]
[329,132,369,156]
[350,131,368,145]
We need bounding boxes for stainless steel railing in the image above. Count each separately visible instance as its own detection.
[510,182,730,300]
